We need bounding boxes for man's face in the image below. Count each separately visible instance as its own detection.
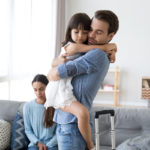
[88,17,114,45]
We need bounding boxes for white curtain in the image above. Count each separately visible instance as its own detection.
[0,0,65,101]
[52,0,65,57]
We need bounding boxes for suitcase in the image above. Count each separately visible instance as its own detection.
[95,110,116,150]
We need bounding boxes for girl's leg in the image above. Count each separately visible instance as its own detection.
[60,101,94,149]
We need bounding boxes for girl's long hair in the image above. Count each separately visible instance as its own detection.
[62,13,91,46]
[43,107,55,128]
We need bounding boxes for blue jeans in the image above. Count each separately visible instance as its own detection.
[28,145,58,150]
[56,123,86,150]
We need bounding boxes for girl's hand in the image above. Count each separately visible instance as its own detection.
[109,50,116,63]
[37,142,48,150]
[104,43,117,54]
[65,43,81,56]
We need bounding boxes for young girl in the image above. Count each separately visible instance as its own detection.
[44,13,116,150]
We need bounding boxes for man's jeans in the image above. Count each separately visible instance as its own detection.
[57,123,86,150]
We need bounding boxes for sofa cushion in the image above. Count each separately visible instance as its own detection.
[11,112,29,150]
[0,100,24,125]
[116,134,150,150]
[0,120,11,150]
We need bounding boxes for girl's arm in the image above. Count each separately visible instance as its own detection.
[65,43,117,56]
[65,43,117,63]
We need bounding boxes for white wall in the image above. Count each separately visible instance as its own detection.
[65,0,150,106]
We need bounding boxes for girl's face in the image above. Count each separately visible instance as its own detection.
[71,28,88,44]
[32,81,46,102]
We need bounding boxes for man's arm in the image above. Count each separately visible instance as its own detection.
[47,49,109,81]
[47,53,68,81]
[51,53,67,68]
[47,67,60,81]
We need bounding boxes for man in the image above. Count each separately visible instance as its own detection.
[48,10,119,150]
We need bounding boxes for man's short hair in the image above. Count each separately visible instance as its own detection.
[94,10,119,34]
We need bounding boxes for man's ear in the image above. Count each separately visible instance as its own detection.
[108,32,115,41]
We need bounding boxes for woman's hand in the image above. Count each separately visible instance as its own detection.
[37,142,48,150]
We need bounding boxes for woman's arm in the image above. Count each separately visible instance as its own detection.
[46,132,57,147]
[23,104,39,145]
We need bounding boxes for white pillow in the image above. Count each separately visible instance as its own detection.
[0,120,11,150]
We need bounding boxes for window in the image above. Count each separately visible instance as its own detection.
[0,0,56,101]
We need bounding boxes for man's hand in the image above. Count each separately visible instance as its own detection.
[51,53,67,68]
[37,142,48,150]
[47,67,60,81]
[48,53,71,81]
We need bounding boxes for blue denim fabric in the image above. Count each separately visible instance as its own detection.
[56,123,86,150]
[54,49,110,124]
[53,49,110,149]
[28,145,58,150]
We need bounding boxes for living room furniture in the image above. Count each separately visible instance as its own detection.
[90,105,150,150]
[0,100,25,150]
[95,66,120,107]
[142,77,150,99]
[1,99,150,150]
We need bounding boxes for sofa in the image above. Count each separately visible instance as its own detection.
[0,100,26,150]
[91,106,150,150]
[1,100,150,150]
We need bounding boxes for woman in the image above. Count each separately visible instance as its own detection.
[23,74,58,150]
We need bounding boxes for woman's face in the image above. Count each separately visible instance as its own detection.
[32,81,46,102]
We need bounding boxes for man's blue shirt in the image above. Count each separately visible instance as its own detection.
[53,49,110,124]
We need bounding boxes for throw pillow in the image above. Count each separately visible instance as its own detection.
[0,120,11,150]
[11,112,29,150]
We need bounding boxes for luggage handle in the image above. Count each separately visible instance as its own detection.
[95,110,115,118]
[95,109,116,150]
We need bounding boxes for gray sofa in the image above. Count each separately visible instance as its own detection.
[91,106,150,150]
[0,100,25,150]
[1,100,150,150]
[0,100,25,125]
